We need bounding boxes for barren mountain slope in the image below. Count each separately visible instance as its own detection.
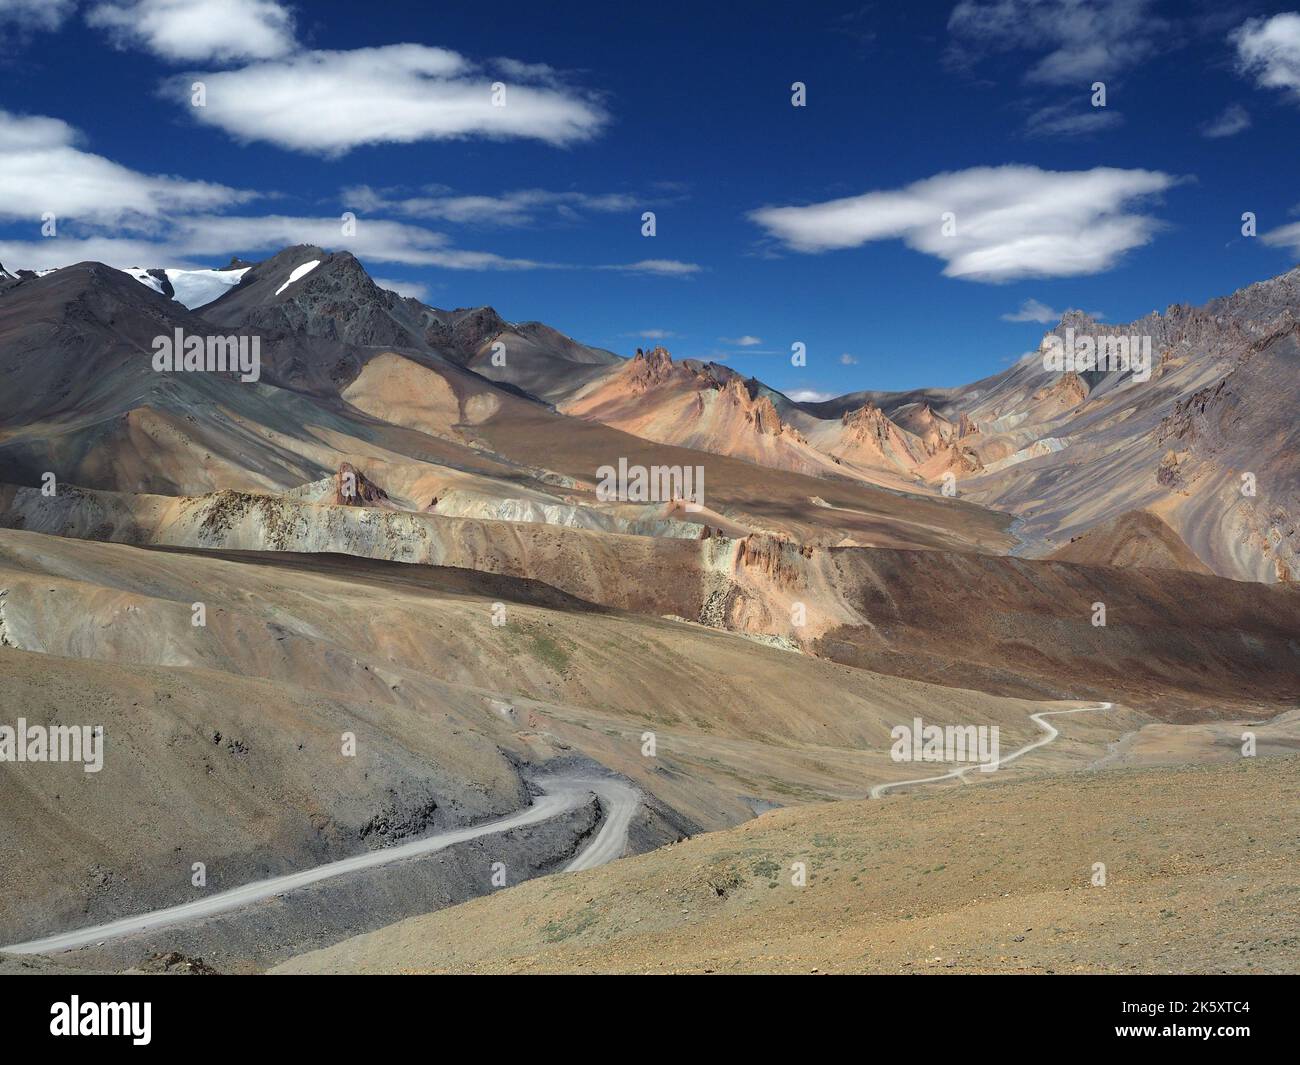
[4,484,1296,716]
[0,527,1099,824]
[0,260,1014,555]
[198,245,621,402]
[1048,509,1214,573]
[929,269,1300,582]
[273,755,1300,975]
[1,526,1122,955]
[561,347,929,489]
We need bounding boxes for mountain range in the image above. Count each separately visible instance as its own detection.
[2,244,1298,975]
[3,244,1296,581]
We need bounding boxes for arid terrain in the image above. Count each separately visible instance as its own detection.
[1,247,1297,975]
[274,756,1300,975]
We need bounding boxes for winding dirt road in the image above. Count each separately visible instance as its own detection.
[868,703,1112,799]
[3,775,638,956]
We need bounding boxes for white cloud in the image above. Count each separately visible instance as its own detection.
[1002,298,1105,322]
[720,335,762,346]
[1232,13,1300,102]
[948,0,1169,85]
[625,329,677,339]
[344,185,637,226]
[0,212,700,277]
[1200,103,1251,137]
[172,215,543,269]
[373,278,431,301]
[0,110,688,277]
[786,389,837,403]
[1261,219,1300,255]
[0,236,202,272]
[0,0,74,34]
[749,165,1179,283]
[0,216,543,273]
[1025,102,1124,137]
[0,109,254,227]
[88,0,295,62]
[839,352,859,365]
[1002,298,1060,323]
[173,45,607,154]
[601,259,700,277]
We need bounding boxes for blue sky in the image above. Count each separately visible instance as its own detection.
[1,0,1299,397]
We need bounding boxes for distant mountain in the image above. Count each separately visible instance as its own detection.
[0,257,530,498]
[5,247,1297,580]
[932,268,1300,581]
[189,244,621,403]
[560,347,1003,490]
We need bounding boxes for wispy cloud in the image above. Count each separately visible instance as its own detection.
[749,165,1180,283]
[1002,297,1060,323]
[720,335,763,346]
[373,277,431,300]
[947,0,1171,85]
[1024,102,1124,138]
[1002,298,1105,323]
[786,388,837,403]
[0,0,75,37]
[1261,218,1300,255]
[1200,103,1251,137]
[344,185,638,227]
[600,259,700,277]
[0,108,696,276]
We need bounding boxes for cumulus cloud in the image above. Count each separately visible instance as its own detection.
[0,109,254,227]
[172,45,607,154]
[839,352,859,365]
[1232,13,1300,102]
[786,389,837,403]
[88,0,295,62]
[749,165,1180,283]
[1200,103,1252,137]
[947,0,1170,85]
[344,185,637,226]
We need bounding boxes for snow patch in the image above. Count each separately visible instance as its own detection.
[119,267,165,295]
[166,267,249,309]
[116,265,250,308]
[275,259,321,296]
